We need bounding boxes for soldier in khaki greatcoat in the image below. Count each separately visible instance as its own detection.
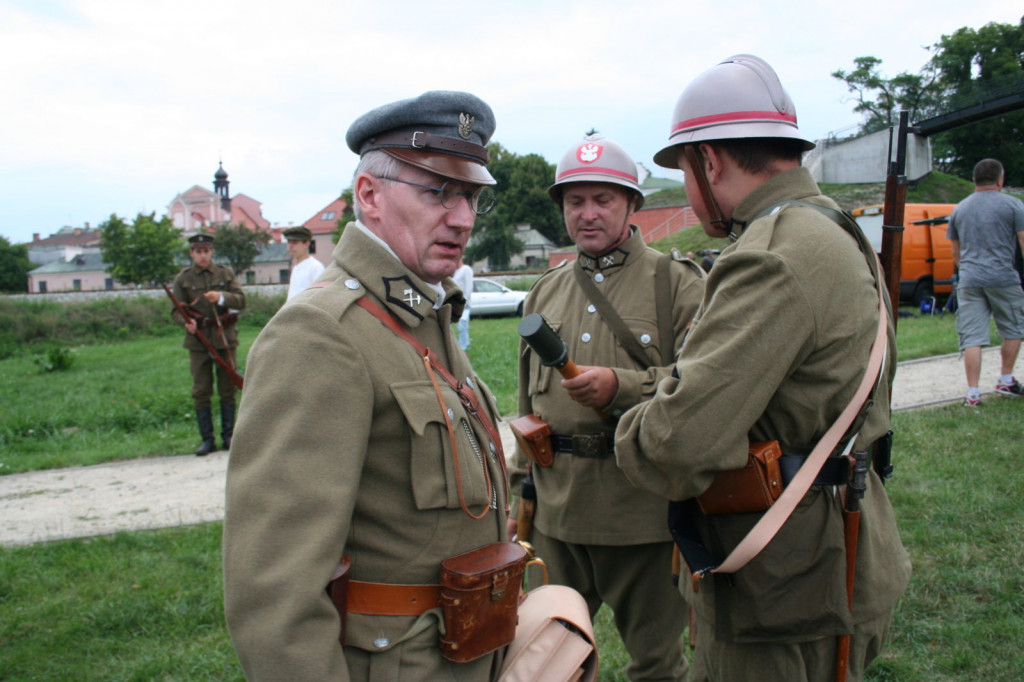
[509,135,704,681]
[170,233,246,456]
[223,91,509,681]
[614,55,911,681]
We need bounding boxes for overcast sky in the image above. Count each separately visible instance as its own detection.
[2,0,1021,245]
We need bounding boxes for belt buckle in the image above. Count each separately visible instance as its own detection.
[572,434,609,458]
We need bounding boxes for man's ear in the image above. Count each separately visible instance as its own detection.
[699,143,726,185]
[354,173,382,221]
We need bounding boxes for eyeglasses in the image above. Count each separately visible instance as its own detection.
[377,176,496,215]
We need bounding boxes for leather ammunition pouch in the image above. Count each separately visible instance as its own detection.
[440,542,528,662]
[509,414,554,468]
[696,441,784,515]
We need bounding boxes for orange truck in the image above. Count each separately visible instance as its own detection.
[852,203,958,305]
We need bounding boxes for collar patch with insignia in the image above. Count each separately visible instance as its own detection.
[384,275,433,320]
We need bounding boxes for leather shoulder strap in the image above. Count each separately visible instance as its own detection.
[654,254,676,366]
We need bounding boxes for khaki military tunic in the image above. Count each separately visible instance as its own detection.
[223,224,509,681]
[615,169,911,677]
[171,262,245,351]
[514,228,704,545]
[171,261,245,407]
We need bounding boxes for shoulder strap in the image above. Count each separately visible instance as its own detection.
[572,260,655,369]
[654,254,676,367]
[698,200,890,581]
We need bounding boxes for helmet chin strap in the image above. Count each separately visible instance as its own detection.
[683,145,746,241]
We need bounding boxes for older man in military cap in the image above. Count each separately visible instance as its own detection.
[282,226,326,301]
[170,232,246,456]
[224,91,509,681]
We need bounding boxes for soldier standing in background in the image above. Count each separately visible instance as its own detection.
[170,233,246,456]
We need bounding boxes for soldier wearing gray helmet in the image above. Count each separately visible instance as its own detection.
[223,90,508,681]
[510,134,704,681]
[615,56,910,680]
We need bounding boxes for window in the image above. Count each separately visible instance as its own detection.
[246,271,255,285]
[279,269,290,284]
[105,278,114,290]
[38,281,47,293]
[321,211,336,220]
[73,279,82,291]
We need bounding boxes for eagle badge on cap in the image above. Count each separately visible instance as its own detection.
[578,143,602,164]
[458,112,475,140]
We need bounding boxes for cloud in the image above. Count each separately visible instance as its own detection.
[1,0,1021,243]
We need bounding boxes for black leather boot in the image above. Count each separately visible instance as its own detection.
[195,408,217,456]
[220,402,236,451]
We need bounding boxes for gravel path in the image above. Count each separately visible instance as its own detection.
[0,348,1010,547]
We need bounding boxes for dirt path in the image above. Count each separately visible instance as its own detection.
[0,349,1009,547]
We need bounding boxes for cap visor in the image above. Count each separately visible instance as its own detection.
[386,150,495,185]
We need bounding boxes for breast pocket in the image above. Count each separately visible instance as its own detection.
[391,381,493,513]
[525,319,562,399]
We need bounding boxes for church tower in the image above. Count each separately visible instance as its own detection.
[214,161,231,212]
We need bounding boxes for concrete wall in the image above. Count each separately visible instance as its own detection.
[806,130,932,184]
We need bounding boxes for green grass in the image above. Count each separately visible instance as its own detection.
[1,297,1022,679]
[4,400,1023,680]
[0,330,258,474]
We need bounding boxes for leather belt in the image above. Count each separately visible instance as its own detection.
[347,580,442,617]
[550,433,615,458]
[779,455,850,487]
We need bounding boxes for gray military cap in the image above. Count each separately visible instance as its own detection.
[346,90,497,185]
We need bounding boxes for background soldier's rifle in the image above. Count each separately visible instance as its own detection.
[880,111,909,332]
[163,283,244,390]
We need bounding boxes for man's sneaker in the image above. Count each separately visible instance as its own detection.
[963,395,981,407]
[995,379,1024,396]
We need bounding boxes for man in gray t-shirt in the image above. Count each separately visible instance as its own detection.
[947,157,1024,404]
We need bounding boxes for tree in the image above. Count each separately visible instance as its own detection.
[212,223,271,276]
[831,56,941,134]
[465,143,566,270]
[927,19,1024,182]
[99,212,181,286]
[332,188,355,244]
[833,20,1024,183]
[0,236,32,293]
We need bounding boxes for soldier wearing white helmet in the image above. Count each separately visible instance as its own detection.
[615,56,910,681]
[510,134,704,681]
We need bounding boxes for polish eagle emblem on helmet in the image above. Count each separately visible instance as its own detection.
[458,112,475,140]
[577,143,602,164]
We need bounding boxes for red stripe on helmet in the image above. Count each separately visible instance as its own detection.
[672,110,798,134]
[557,166,637,182]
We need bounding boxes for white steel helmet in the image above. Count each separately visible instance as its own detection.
[653,54,815,169]
[549,134,644,210]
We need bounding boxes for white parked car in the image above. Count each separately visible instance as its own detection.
[470,278,527,317]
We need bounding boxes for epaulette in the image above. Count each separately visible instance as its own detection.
[300,273,366,320]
